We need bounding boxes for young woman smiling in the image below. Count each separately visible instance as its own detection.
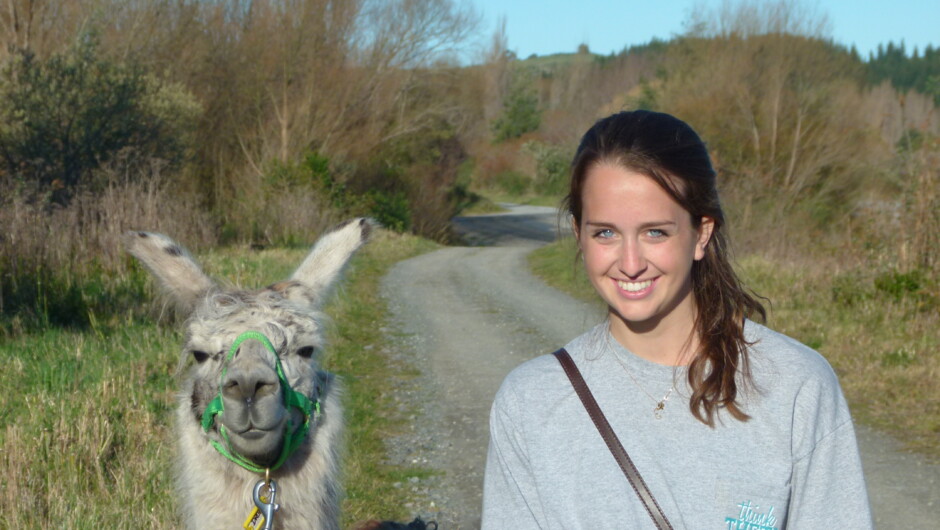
[482,111,872,529]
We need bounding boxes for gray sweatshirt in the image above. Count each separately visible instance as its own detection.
[482,321,872,529]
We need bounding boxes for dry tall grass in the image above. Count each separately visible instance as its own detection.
[1,164,214,273]
[0,162,215,334]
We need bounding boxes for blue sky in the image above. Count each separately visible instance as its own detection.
[467,0,939,60]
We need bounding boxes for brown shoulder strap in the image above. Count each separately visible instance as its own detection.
[553,348,674,530]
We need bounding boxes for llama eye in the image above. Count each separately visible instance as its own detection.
[191,350,210,363]
[296,346,316,358]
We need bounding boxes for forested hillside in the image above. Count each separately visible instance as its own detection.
[1,0,937,333]
[868,41,940,104]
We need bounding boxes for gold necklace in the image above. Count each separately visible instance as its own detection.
[605,331,675,420]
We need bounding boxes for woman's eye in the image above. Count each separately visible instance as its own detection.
[647,229,667,238]
[594,228,615,239]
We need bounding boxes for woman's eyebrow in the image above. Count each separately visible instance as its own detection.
[638,220,678,229]
[583,220,678,228]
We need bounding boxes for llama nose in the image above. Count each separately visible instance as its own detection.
[223,369,279,402]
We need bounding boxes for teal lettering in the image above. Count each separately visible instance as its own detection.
[729,500,779,530]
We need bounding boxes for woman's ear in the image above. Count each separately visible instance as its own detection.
[571,216,582,246]
[694,217,715,261]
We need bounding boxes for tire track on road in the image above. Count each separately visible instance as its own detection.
[381,206,601,528]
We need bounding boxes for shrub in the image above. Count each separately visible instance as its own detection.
[491,71,541,142]
[365,190,411,233]
[0,36,200,204]
[523,141,573,196]
[874,269,923,300]
[493,170,531,196]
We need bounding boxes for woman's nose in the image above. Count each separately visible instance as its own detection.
[618,240,647,277]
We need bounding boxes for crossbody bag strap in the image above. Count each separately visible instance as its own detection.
[553,348,674,530]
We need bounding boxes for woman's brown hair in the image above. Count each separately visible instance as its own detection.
[563,110,766,426]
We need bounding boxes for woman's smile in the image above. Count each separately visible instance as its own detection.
[615,277,656,296]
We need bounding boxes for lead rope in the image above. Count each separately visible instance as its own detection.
[201,331,322,530]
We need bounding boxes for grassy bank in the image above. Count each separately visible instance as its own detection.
[0,228,437,528]
[529,238,940,459]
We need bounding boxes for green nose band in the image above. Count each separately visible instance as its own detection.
[200,331,320,473]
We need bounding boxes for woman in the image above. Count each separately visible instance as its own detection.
[481,110,872,529]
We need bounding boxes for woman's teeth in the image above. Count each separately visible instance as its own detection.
[618,279,652,292]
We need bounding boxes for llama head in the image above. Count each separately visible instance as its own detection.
[127,219,372,469]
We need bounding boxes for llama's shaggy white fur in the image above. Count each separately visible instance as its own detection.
[127,219,373,529]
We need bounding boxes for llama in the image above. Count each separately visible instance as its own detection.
[126,218,372,529]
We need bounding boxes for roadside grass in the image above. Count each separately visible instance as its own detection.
[529,240,940,459]
[459,195,506,215]
[0,228,438,527]
[735,256,939,458]
[320,230,440,525]
[469,187,564,209]
[528,235,595,303]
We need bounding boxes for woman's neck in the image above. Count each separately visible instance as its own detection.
[607,310,699,366]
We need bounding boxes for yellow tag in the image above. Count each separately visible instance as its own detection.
[243,506,264,530]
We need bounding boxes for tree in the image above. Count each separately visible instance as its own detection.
[491,68,541,142]
[0,0,90,60]
[659,0,869,201]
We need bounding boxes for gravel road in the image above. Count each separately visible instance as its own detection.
[379,204,939,529]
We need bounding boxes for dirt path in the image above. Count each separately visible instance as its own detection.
[380,204,939,529]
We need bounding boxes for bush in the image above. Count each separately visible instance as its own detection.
[491,71,541,142]
[365,190,411,233]
[0,36,200,204]
[874,269,923,300]
[523,141,572,196]
[493,170,531,196]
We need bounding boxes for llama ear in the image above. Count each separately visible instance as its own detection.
[289,218,374,306]
[124,231,215,314]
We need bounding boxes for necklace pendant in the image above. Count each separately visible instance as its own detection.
[654,401,665,419]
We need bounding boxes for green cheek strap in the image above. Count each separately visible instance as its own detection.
[200,331,320,473]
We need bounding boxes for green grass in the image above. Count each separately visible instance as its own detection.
[529,239,940,460]
[0,324,180,528]
[0,228,438,528]
[528,236,595,303]
[320,231,441,525]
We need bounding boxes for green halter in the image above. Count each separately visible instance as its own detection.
[200,331,320,473]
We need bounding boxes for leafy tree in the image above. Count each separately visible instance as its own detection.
[0,36,200,203]
[491,70,541,142]
[523,141,573,196]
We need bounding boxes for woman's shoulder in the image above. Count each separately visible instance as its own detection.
[500,352,566,388]
[490,353,567,425]
[494,326,605,407]
[744,319,840,385]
